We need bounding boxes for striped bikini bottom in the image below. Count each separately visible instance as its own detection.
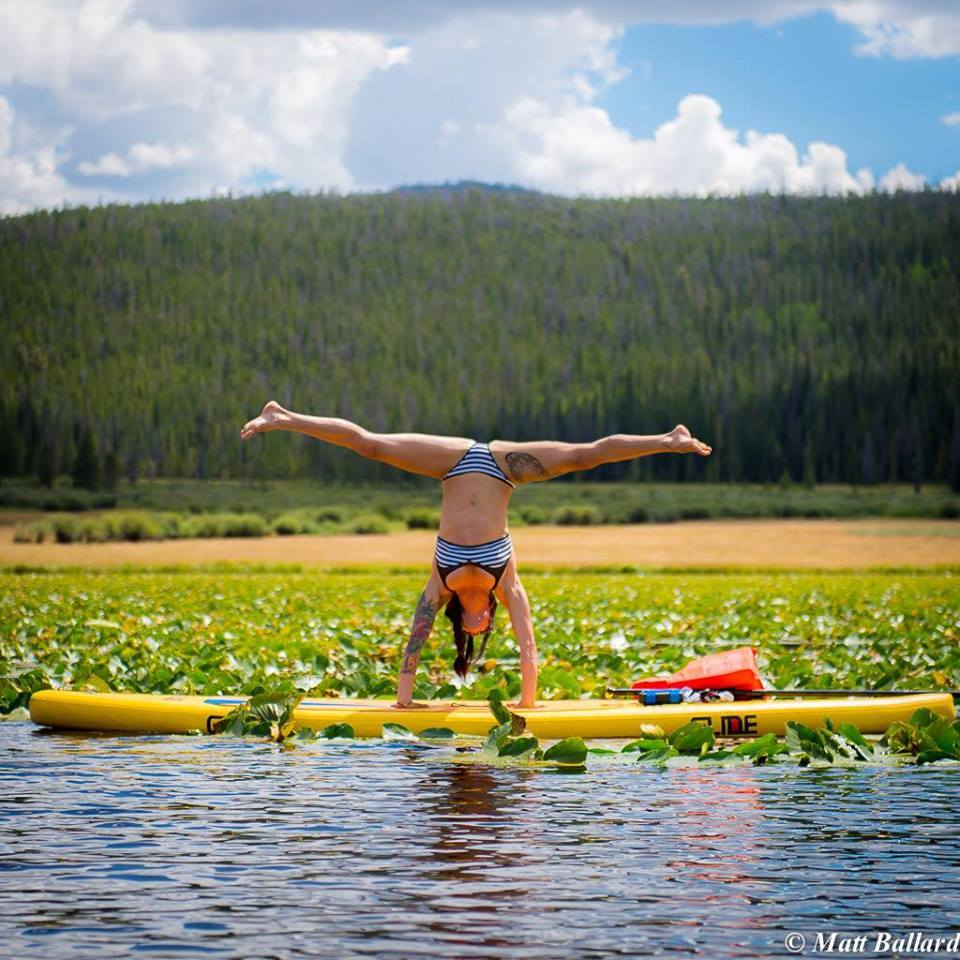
[434,533,513,591]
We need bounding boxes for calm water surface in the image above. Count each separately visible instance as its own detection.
[1,723,958,959]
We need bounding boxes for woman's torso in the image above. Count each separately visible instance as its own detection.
[437,440,513,543]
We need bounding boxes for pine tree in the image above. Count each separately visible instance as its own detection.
[71,425,101,490]
[802,442,816,489]
[948,402,960,494]
[37,436,56,488]
[103,450,120,491]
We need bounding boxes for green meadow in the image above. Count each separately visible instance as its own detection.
[6,478,960,545]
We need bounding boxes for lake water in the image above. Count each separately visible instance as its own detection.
[1,723,958,959]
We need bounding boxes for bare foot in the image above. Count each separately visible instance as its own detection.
[240,400,291,441]
[391,701,433,709]
[663,424,712,456]
[507,701,538,710]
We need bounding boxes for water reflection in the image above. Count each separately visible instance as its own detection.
[1,724,959,959]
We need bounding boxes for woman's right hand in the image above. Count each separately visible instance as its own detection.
[240,400,290,440]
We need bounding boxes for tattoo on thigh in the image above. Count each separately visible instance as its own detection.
[505,451,548,482]
[400,591,437,675]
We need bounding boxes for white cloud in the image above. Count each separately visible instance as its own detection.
[78,141,197,177]
[941,169,960,190]
[942,112,960,127]
[879,162,926,191]
[0,0,407,210]
[0,95,10,156]
[0,0,209,120]
[345,8,626,189]
[0,0,955,213]
[130,1,960,59]
[830,1,960,58]
[501,93,875,196]
[0,94,103,214]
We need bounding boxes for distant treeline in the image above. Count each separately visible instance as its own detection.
[2,187,959,490]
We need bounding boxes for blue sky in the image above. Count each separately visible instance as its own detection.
[0,1,959,214]
[603,13,960,183]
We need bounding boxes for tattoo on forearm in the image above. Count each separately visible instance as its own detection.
[505,452,548,482]
[399,591,437,676]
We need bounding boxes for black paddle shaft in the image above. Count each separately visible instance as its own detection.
[606,687,960,702]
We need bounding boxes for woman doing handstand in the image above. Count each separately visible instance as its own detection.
[240,402,711,710]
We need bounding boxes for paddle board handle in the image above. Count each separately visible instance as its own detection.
[633,689,684,705]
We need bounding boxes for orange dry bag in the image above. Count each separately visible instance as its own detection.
[631,646,764,692]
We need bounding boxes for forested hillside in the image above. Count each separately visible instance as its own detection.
[2,187,958,488]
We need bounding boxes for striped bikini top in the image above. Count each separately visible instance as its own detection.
[442,441,515,488]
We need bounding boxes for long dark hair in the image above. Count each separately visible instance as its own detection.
[445,592,498,678]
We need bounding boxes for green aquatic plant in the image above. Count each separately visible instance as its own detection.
[632,710,960,769]
[542,738,589,765]
[781,719,874,765]
[883,707,960,764]
[419,727,457,739]
[779,711,960,767]
[481,689,588,769]
[212,692,304,742]
[3,570,958,768]
[381,722,419,741]
[621,720,717,762]
[299,722,356,740]
[3,571,958,712]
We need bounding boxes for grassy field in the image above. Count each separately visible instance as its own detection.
[3,478,959,525]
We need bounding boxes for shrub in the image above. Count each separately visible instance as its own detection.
[519,506,548,525]
[155,512,188,538]
[182,512,269,538]
[77,516,108,542]
[280,512,324,535]
[553,504,602,525]
[349,513,390,534]
[404,507,440,530]
[273,512,307,535]
[51,514,83,543]
[13,520,52,543]
[112,511,165,541]
[371,499,402,521]
[222,513,270,537]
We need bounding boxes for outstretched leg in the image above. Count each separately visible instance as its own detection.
[241,400,474,479]
[493,424,711,484]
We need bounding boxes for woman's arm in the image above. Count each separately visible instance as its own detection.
[496,574,538,708]
[394,577,449,707]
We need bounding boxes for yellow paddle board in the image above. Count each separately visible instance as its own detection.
[28,689,955,739]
